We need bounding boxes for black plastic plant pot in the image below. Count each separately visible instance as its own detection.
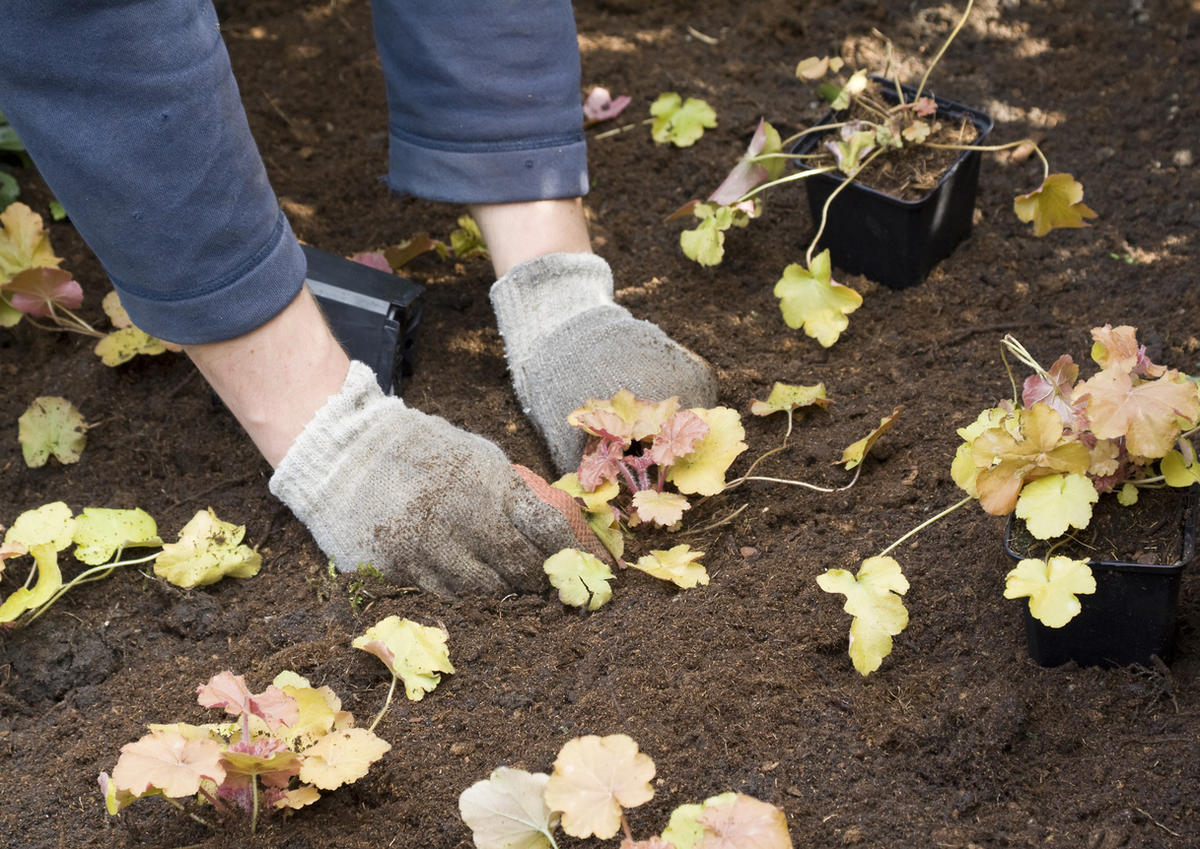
[790,78,994,289]
[1003,489,1199,668]
[301,244,424,396]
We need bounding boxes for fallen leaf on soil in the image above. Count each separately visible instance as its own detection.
[544,734,656,840]
[459,766,559,849]
[352,615,455,700]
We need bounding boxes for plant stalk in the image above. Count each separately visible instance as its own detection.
[913,0,975,104]
[877,496,972,557]
[368,672,399,734]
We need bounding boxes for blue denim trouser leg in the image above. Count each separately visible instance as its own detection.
[0,0,588,344]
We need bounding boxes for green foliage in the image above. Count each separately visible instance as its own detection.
[18,396,87,467]
[650,92,717,147]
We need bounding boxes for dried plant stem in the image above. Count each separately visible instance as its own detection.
[877,496,972,558]
[913,0,975,104]
[592,118,652,141]
[162,796,214,829]
[806,147,888,266]
[927,139,1051,182]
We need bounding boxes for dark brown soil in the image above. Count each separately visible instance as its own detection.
[4,2,1200,848]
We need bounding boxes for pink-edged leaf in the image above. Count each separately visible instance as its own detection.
[696,793,792,849]
[709,119,773,205]
[571,408,634,445]
[914,96,937,117]
[578,438,627,491]
[649,410,710,465]
[349,252,392,273]
[583,87,632,123]
[197,670,253,716]
[248,685,300,731]
[5,267,83,317]
[1022,354,1085,430]
[110,730,226,798]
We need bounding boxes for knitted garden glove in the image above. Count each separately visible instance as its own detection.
[490,252,718,473]
[269,361,581,597]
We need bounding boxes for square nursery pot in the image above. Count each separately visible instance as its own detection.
[1004,488,1199,668]
[302,243,424,395]
[790,78,994,289]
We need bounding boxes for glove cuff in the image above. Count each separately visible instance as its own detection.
[489,252,614,362]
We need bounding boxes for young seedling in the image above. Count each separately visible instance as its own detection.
[817,325,1200,675]
[673,0,1094,347]
[352,615,455,731]
[0,504,260,627]
[459,733,792,849]
[100,670,392,833]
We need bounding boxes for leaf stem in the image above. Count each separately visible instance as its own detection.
[734,165,838,204]
[913,0,974,104]
[250,775,260,835]
[368,673,399,734]
[161,796,214,829]
[22,549,163,626]
[877,496,972,557]
[806,147,888,266]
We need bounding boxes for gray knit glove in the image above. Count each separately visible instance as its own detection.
[269,361,581,597]
[490,253,718,473]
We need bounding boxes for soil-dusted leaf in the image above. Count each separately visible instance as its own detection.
[1072,369,1200,459]
[4,266,82,317]
[774,250,862,347]
[650,92,717,148]
[0,201,62,284]
[94,327,170,366]
[450,214,488,259]
[544,548,614,611]
[837,406,902,470]
[695,793,792,849]
[110,730,226,798]
[666,406,748,496]
[297,727,391,791]
[0,543,62,623]
[971,404,1091,516]
[153,508,261,588]
[459,767,559,849]
[19,396,86,467]
[71,507,161,565]
[1013,172,1098,236]
[544,734,656,840]
[709,119,784,205]
[1162,449,1200,487]
[631,544,708,589]
[352,615,456,700]
[1004,556,1095,628]
[817,555,909,676]
[631,489,691,527]
[583,86,632,124]
[662,793,738,849]
[1013,473,1100,540]
[749,382,830,417]
[197,671,300,731]
[5,501,76,551]
[649,410,709,465]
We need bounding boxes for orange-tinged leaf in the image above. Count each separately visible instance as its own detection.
[773,251,862,347]
[273,784,322,810]
[695,793,792,849]
[1072,369,1200,458]
[544,734,656,840]
[631,544,708,589]
[1013,173,1097,236]
[971,404,1090,515]
[110,730,226,798]
[1089,324,1163,377]
[297,727,391,791]
[631,489,691,527]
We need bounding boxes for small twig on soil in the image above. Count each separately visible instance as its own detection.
[686,25,719,44]
[1134,807,1181,837]
[592,118,652,141]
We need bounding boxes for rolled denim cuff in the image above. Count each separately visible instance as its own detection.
[385,132,589,204]
[117,210,307,345]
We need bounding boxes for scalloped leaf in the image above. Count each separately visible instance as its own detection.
[631,544,708,589]
[543,548,613,611]
[0,201,61,284]
[773,251,862,347]
[650,93,717,148]
[1013,473,1100,540]
[695,793,792,849]
[662,793,739,849]
[72,507,162,565]
[1004,556,1095,628]
[459,767,559,849]
[110,730,226,798]
[543,734,656,840]
[19,396,86,467]
[297,727,391,791]
[5,501,76,551]
[666,406,747,496]
[152,508,261,588]
[1072,369,1200,459]
[817,555,909,675]
[631,489,691,527]
[749,382,830,417]
[1013,173,1097,236]
[352,615,455,700]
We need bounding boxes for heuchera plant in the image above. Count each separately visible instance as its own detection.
[672,0,1093,348]
[459,733,792,849]
[0,202,181,363]
[817,325,1200,676]
[100,670,391,833]
[0,504,261,628]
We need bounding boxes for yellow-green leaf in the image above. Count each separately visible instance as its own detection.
[0,201,62,284]
[838,406,902,470]
[650,93,717,148]
[72,507,161,565]
[1004,556,1095,628]
[749,382,830,417]
[1013,473,1099,540]
[18,396,86,467]
[352,615,455,700]
[1162,449,1200,487]
[1013,173,1098,237]
[5,501,76,552]
[773,250,862,347]
[631,544,708,589]
[450,214,489,260]
[94,327,168,366]
[152,508,261,588]
[661,793,738,849]
[680,215,726,266]
[1117,483,1139,506]
[297,727,391,791]
[816,555,909,675]
[0,543,62,623]
[543,548,613,611]
[666,406,748,496]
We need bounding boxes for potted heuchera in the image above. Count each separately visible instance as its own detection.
[672,0,1095,344]
[818,325,1199,675]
